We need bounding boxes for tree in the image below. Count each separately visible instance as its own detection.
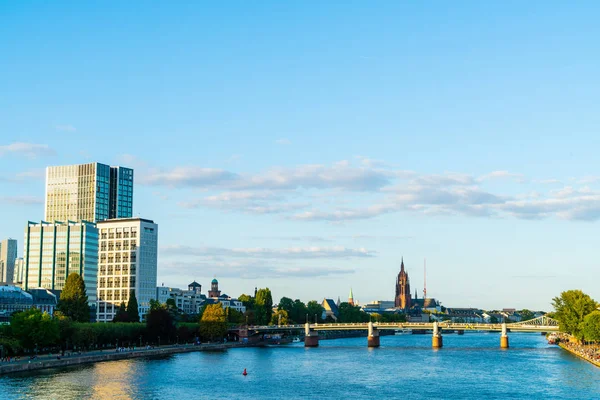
[306,300,325,323]
[11,308,59,351]
[270,309,289,325]
[255,288,273,325]
[582,311,600,342]
[519,309,535,321]
[552,290,599,340]
[57,273,90,322]
[238,294,255,310]
[289,300,308,324]
[113,302,129,323]
[278,297,294,315]
[127,291,140,323]
[337,302,370,323]
[226,307,245,324]
[55,311,74,355]
[149,299,162,311]
[146,302,176,344]
[200,303,227,341]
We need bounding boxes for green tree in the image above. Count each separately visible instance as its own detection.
[238,294,255,310]
[518,309,535,321]
[200,303,227,341]
[113,302,129,323]
[146,302,176,344]
[226,307,245,324]
[11,308,59,351]
[57,273,90,322]
[337,302,370,323]
[127,291,140,323]
[55,311,74,354]
[278,297,294,314]
[289,299,308,324]
[270,309,289,325]
[149,299,162,311]
[552,290,599,340]
[306,300,325,323]
[255,288,273,325]
[582,311,600,342]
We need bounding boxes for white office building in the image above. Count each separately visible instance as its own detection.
[96,218,158,322]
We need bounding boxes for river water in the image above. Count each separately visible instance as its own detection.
[1,332,599,399]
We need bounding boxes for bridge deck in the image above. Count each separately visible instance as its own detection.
[246,322,559,333]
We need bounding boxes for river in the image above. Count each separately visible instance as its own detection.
[1,332,598,399]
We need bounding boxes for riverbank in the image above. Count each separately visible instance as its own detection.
[0,343,243,375]
[559,342,600,368]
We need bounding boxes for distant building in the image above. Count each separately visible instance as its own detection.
[96,218,158,322]
[208,278,221,298]
[361,300,396,313]
[394,258,411,310]
[322,298,340,321]
[28,288,58,315]
[348,288,355,306]
[0,239,17,284]
[0,285,57,323]
[23,221,98,309]
[13,258,25,286]
[45,162,133,223]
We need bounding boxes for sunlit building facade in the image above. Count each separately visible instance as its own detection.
[45,162,133,223]
[96,218,158,322]
[23,221,98,308]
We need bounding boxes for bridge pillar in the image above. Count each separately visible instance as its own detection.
[304,323,319,347]
[367,321,380,347]
[432,321,443,348]
[500,323,509,349]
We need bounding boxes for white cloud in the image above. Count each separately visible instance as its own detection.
[160,260,354,279]
[275,138,292,145]
[161,245,376,259]
[0,142,55,158]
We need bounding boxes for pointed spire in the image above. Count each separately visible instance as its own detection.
[400,257,405,272]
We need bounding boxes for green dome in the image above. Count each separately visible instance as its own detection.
[211,278,218,284]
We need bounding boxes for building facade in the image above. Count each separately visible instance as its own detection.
[0,238,17,283]
[45,162,133,223]
[13,258,25,286]
[394,259,412,309]
[96,218,158,322]
[23,221,98,308]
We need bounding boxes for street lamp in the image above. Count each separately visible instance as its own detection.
[306,313,308,323]
[314,314,317,324]
[158,336,161,347]
[139,336,142,348]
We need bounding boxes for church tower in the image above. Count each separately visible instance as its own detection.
[394,258,412,309]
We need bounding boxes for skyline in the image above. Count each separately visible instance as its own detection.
[2,2,600,310]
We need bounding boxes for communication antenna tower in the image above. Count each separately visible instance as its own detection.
[423,258,427,299]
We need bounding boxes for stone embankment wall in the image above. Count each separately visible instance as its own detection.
[0,344,229,375]
[558,343,600,368]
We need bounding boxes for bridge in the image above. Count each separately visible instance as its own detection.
[238,315,559,348]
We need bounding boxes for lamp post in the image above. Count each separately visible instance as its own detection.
[139,335,142,348]
[158,336,161,347]
[306,313,308,324]
[314,314,317,324]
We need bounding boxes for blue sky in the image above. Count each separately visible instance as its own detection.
[1,1,599,310]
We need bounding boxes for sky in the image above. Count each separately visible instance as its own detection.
[1,1,600,311]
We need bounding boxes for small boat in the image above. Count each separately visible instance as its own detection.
[394,328,412,335]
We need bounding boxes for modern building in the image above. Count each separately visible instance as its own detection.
[394,258,411,310]
[45,162,133,223]
[12,258,25,286]
[96,218,158,322]
[361,300,397,314]
[0,238,17,283]
[23,221,98,310]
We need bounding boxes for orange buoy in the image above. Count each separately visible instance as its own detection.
[242,368,248,376]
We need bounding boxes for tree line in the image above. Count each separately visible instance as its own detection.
[552,289,600,342]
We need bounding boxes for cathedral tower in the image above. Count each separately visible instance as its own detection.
[395,258,412,309]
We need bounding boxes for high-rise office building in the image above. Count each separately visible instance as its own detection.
[13,258,25,286]
[96,218,158,322]
[23,221,98,307]
[0,239,17,283]
[45,162,133,223]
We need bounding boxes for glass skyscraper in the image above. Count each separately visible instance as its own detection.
[0,238,17,283]
[23,221,98,306]
[45,162,133,223]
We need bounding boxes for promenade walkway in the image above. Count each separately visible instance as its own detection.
[0,342,236,375]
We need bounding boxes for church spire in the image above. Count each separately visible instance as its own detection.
[348,288,354,306]
[400,257,405,272]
